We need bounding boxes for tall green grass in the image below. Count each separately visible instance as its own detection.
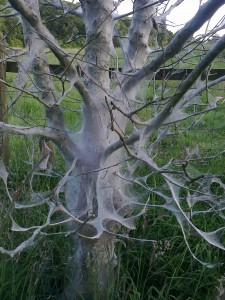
[1,59,225,299]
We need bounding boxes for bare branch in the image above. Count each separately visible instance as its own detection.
[114,0,168,20]
[124,0,225,91]
[8,0,91,105]
[0,78,49,106]
[144,33,225,135]
[0,12,18,17]
[177,75,225,110]
[156,0,185,22]
[0,5,11,12]
[0,122,60,139]
[123,0,156,72]
[40,0,83,18]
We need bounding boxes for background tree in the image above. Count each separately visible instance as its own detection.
[40,1,86,47]
[1,0,225,299]
[0,0,23,47]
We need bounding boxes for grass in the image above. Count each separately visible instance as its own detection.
[45,47,125,68]
[1,48,225,299]
[42,46,225,70]
[114,212,225,300]
[0,235,71,300]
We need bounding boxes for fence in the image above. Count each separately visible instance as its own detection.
[5,61,225,81]
[1,48,225,165]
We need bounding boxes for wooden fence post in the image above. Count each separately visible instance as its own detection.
[0,36,9,164]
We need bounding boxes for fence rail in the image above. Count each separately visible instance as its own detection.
[4,61,225,80]
[1,58,225,164]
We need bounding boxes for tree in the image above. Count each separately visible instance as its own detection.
[0,0,23,47]
[40,1,86,47]
[1,0,225,298]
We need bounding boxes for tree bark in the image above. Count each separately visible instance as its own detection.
[0,37,9,164]
[63,233,116,299]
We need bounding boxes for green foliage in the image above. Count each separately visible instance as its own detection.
[114,211,225,300]
[0,3,173,49]
[0,232,71,299]
[149,24,174,47]
[0,1,23,47]
[40,1,86,48]
[114,17,132,47]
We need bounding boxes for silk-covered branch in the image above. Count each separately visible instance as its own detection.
[123,0,225,92]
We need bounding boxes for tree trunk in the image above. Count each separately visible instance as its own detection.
[0,37,9,164]
[62,138,121,299]
[5,0,154,298]
[63,233,116,299]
